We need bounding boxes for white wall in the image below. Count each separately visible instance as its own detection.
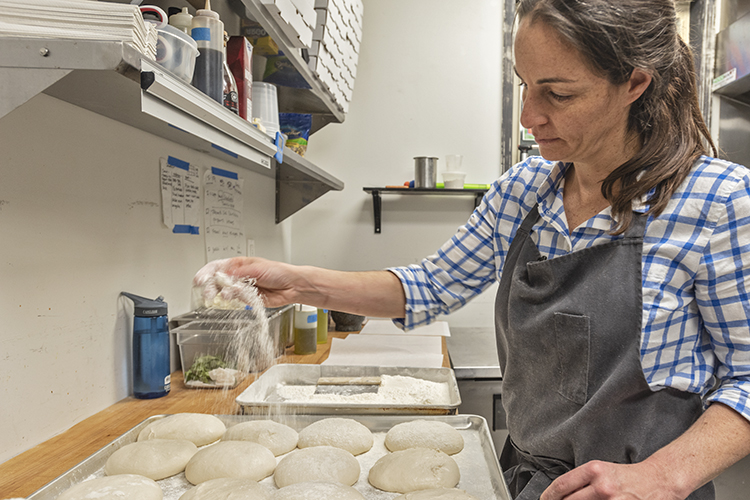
[297,0,503,327]
[0,94,287,463]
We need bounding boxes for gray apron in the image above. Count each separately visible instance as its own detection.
[495,205,714,500]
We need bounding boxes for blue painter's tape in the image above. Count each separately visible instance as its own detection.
[274,131,286,163]
[168,123,188,133]
[211,143,239,158]
[211,167,238,179]
[307,314,318,324]
[167,156,190,171]
[173,224,200,235]
[191,27,210,41]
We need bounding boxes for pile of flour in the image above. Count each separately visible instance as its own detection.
[272,375,452,405]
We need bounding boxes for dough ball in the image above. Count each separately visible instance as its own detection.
[385,420,464,455]
[223,420,298,456]
[57,474,162,500]
[104,439,197,480]
[368,448,460,493]
[271,481,365,500]
[185,441,276,485]
[138,413,226,446]
[394,488,479,500]
[179,477,270,500]
[274,446,360,488]
[297,418,373,455]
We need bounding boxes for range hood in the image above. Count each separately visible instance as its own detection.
[714,10,750,103]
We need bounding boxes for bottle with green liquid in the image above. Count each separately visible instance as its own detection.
[317,309,328,344]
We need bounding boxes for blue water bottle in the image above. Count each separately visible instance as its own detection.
[121,292,171,399]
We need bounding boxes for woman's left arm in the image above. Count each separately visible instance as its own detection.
[541,402,750,499]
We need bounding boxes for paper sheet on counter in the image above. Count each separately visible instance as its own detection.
[322,334,445,368]
[359,319,451,337]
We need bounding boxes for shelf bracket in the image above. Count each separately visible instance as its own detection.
[372,190,382,234]
[364,187,489,234]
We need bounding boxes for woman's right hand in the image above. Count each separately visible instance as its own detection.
[193,257,303,308]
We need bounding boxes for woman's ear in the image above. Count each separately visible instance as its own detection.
[626,68,652,104]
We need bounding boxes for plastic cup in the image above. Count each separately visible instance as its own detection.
[442,171,466,189]
[251,82,280,138]
[445,154,463,172]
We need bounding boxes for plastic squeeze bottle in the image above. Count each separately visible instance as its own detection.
[168,7,193,35]
[294,305,318,355]
[191,0,224,103]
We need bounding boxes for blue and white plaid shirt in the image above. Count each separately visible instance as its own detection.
[390,156,750,421]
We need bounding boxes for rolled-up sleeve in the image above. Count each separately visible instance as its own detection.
[700,175,750,421]
[388,187,501,330]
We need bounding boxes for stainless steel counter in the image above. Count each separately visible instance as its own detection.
[446,326,502,379]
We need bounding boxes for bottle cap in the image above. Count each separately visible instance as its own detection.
[121,292,168,317]
[196,8,220,19]
[197,0,219,20]
[295,304,318,325]
[169,7,193,34]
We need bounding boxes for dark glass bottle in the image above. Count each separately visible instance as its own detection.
[222,31,239,115]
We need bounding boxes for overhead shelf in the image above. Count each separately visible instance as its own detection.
[0,37,343,222]
[235,0,346,133]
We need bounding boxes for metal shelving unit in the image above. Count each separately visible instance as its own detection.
[0,37,343,222]
[234,0,346,133]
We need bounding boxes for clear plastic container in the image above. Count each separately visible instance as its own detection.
[154,23,198,83]
[251,82,280,138]
[442,171,467,189]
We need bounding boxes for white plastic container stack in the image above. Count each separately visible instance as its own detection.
[309,0,362,113]
[251,82,280,138]
[259,0,316,48]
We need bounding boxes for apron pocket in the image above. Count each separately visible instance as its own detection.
[554,312,590,405]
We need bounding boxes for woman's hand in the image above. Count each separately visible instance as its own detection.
[193,257,407,317]
[541,403,750,500]
[193,257,302,308]
[541,460,683,500]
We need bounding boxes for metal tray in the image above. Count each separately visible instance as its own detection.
[236,364,461,415]
[27,414,510,500]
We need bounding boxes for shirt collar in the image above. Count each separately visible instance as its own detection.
[537,161,652,217]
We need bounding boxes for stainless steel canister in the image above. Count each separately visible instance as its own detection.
[414,156,438,188]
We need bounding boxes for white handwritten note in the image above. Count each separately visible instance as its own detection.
[160,156,201,234]
[204,167,246,260]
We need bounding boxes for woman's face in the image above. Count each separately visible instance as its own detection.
[514,18,644,169]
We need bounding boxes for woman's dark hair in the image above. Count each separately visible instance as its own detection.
[516,0,717,233]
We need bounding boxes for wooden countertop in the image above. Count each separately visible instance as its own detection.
[0,331,450,499]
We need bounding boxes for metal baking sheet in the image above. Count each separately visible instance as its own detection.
[27,414,510,500]
[236,364,461,415]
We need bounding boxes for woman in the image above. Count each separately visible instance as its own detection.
[194,1,750,498]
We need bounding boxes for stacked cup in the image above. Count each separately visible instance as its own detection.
[442,154,466,189]
[251,82,280,139]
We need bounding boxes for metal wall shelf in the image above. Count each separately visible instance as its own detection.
[363,187,488,234]
[0,37,343,222]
